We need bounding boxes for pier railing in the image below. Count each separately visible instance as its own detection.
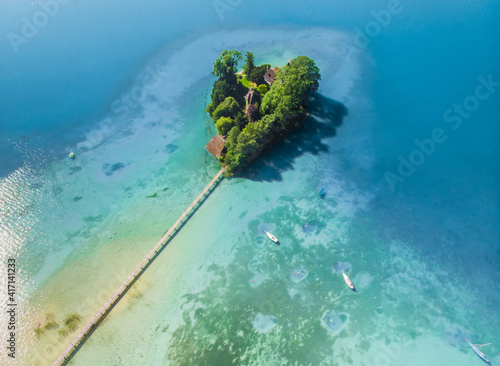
[52,167,225,366]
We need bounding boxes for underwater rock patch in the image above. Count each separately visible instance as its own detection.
[163,143,178,154]
[103,162,125,176]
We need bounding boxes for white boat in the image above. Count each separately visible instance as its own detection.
[264,231,278,243]
[466,339,491,364]
[342,271,356,292]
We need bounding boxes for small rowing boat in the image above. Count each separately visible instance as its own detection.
[319,186,326,197]
[264,231,278,243]
[342,271,356,292]
[466,339,491,364]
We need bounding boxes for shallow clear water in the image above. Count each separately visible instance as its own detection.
[0,1,499,365]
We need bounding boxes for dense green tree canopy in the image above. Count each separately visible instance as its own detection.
[212,50,242,80]
[213,96,240,120]
[207,52,320,172]
[246,104,259,122]
[247,64,270,85]
[243,51,255,76]
[225,126,241,151]
[215,116,235,135]
[288,55,321,92]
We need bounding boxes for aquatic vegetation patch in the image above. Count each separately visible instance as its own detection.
[163,143,179,154]
[33,313,59,338]
[103,162,125,176]
[63,313,82,332]
[166,206,352,365]
[68,166,82,175]
[443,325,471,348]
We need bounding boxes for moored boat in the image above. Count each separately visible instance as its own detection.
[466,339,491,364]
[264,231,279,243]
[342,271,356,292]
[319,186,326,197]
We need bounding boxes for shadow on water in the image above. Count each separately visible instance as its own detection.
[240,93,348,182]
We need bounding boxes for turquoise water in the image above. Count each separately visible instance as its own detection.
[0,1,499,365]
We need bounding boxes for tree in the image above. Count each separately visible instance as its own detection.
[287,56,321,93]
[257,84,268,95]
[213,96,241,120]
[261,113,279,129]
[243,51,255,76]
[215,117,235,135]
[225,126,241,151]
[236,128,261,155]
[246,104,259,122]
[212,50,242,80]
[247,64,270,85]
[225,150,246,172]
[233,111,248,129]
[206,78,248,118]
[243,120,270,143]
[260,80,285,115]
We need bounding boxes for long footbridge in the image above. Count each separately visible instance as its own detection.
[53,167,226,366]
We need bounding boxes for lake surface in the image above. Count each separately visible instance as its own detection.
[0,1,499,365]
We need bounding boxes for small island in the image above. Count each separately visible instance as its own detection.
[205,50,321,172]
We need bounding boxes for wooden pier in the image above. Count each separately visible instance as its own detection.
[52,167,225,366]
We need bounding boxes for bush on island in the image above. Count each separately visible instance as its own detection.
[257,84,268,95]
[213,96,241,121]
[215,116,235,135]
